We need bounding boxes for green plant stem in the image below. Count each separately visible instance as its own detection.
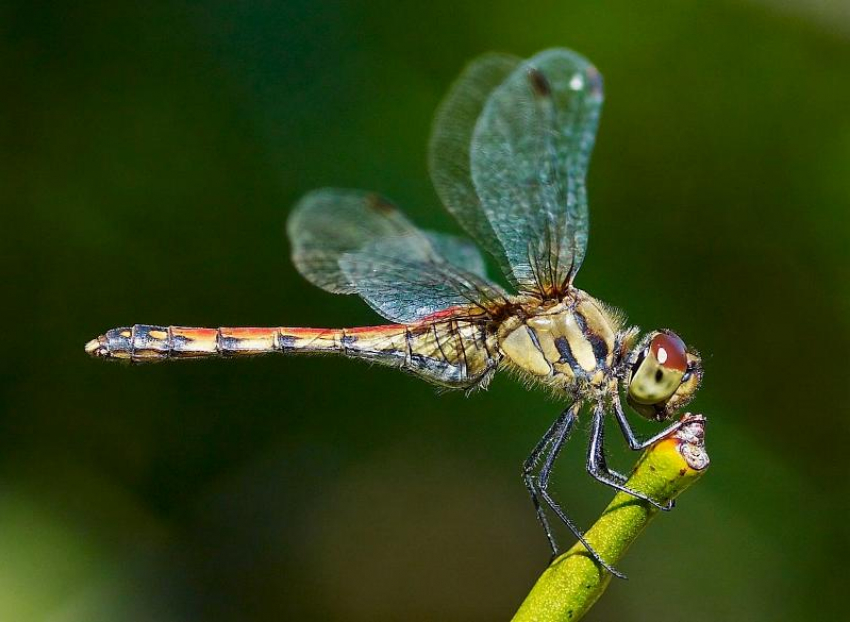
[512,414,710,622]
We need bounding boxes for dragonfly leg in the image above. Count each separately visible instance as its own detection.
[522,405,573,556]
[593,448,628,485]
[612,393,683,451]
[587,406,673,511]
[582,413,627,485]
[524,402,626,579]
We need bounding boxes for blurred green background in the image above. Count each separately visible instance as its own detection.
[2,1,849,620]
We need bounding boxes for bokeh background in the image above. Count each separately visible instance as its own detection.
[2,1,849,620]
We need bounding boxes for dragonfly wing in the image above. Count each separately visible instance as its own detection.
[424,231,488,279]
[470,48,603,296]
[429,53,520,284]
[288,188,507,323]
[339,235,507,323]
[288,189,413,294]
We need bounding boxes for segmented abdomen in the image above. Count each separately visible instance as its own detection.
[86,320,499,389]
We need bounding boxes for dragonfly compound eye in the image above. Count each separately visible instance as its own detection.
[628,332,688,407]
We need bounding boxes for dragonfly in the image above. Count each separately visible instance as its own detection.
[85,48,703,578]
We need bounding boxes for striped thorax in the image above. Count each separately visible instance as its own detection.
[497,290,632,393]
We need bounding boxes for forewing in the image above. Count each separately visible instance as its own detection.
[470,48,603,296]
[288,188,506,323]
[429,53,520,284]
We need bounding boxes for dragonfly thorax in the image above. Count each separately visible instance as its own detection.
[497,290,630,393]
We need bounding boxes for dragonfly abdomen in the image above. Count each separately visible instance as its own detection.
[85,321,499,389]
[86,325,291,362]
[85,324,404,362]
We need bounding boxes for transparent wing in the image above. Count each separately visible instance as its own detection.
[424,231,488,278]
[429,52,520,284]
[288,189,412,294]
[470,48,604,296]
[339,235,507,323]
[288,188,507,323]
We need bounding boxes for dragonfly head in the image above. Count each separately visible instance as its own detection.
[624,330,702,421]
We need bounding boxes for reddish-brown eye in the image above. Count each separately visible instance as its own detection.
[650,332,688,372]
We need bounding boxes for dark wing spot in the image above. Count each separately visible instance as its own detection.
[655,369,664,382]
[366,193,397,215]
[527,67,552,98]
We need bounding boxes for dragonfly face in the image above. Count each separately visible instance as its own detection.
[624,331,703,421]
[85,48,703,578]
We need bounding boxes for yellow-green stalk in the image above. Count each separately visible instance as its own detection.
[512,413,710,622]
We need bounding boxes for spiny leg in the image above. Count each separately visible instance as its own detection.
[612,393,683,450]
[525,403,626,579]
[522,405,574,555]
[587,406,673,511]
[589,428,628,486]
[582,403,627,485]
